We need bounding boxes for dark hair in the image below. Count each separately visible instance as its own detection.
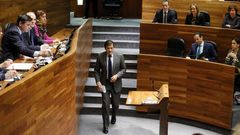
[35,10,46,19]
[16,14,32,25]
[194,32,203,38]
[228,5,238,14]
[104,40,114,49]
[233,37,240,44]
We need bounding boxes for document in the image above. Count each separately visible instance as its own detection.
[7,63,33,70]
[101,85,106,93]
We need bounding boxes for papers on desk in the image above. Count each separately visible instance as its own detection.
[142,97,158,104]
[7,63,33,70]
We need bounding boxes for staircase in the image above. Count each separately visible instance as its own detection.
[80,20,141,117]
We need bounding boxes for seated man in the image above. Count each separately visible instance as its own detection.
[23,12,44,46]
[152,0,178,24]
[1,14,51,61]
[186,32,217,61]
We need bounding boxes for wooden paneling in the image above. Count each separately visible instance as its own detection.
[140,22,240,62]
[137,54,235,129]
[0,20,93,135]
[75,19,93,113]
[71,0,142,18]
[142,0,239,27]
[0,0,70,35]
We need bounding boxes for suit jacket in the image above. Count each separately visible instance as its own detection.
[0,68,7,81]
[222,14,240,29]
[94,51,126,93]
[188,41,217,61]
[185,12,207,26]
[23,28,44,46]
[152,9,178,23]
[2,25,40,60]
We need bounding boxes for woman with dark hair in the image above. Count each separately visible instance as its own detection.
[185,4,208,26]
[222,5,240,29]
[34,10,59,44]
[225,37,240,104]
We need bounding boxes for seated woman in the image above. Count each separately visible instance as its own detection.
[222,5,240,29]
[185,4,209,26]
[34,10,59,44]
[225,37,240,104]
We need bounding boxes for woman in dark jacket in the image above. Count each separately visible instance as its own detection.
[185,4,208,26]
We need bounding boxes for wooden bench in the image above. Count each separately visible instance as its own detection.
[140,22,240,62]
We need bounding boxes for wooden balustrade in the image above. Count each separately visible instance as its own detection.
[137,54,235,129]
[0,19,92,135]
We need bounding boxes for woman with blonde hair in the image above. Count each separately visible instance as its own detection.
[185,4,209,26]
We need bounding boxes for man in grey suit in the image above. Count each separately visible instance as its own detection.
[94,40,126,134]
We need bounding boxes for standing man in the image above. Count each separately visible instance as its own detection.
[94,40,126,134]
[83,0,98,18]
[152,0,178,23]
[186,32,217,61]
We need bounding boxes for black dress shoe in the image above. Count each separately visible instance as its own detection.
[111,118,116,124]
[103,127,108,134]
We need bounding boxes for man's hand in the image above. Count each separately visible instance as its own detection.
[110,74,118,83]
[96,82,103,92]
[5,70,18,79]
[0,59,13,68]
[39,50,53,57]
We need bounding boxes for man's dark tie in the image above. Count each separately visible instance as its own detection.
[163,11,167,23]
[108,55,112,80]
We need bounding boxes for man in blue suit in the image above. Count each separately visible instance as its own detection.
[2,14,51,61]
[186,32,217,61]
[152,0,178,24]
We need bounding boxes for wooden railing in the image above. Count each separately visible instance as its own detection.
[137,54,235,129]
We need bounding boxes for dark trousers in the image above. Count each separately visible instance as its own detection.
[101,81,120,128]
[84,0,98,18]
[235,74,240,92]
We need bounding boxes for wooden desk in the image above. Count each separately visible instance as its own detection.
[136,54,235,129]
[126,84,169,135]
[0,19,93,135]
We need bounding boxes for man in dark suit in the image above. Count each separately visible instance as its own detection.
[152,0,178,23]
[2,14,51,61]
[23,12,44,46]
[94,40,126,134]
[186,32,217,61]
